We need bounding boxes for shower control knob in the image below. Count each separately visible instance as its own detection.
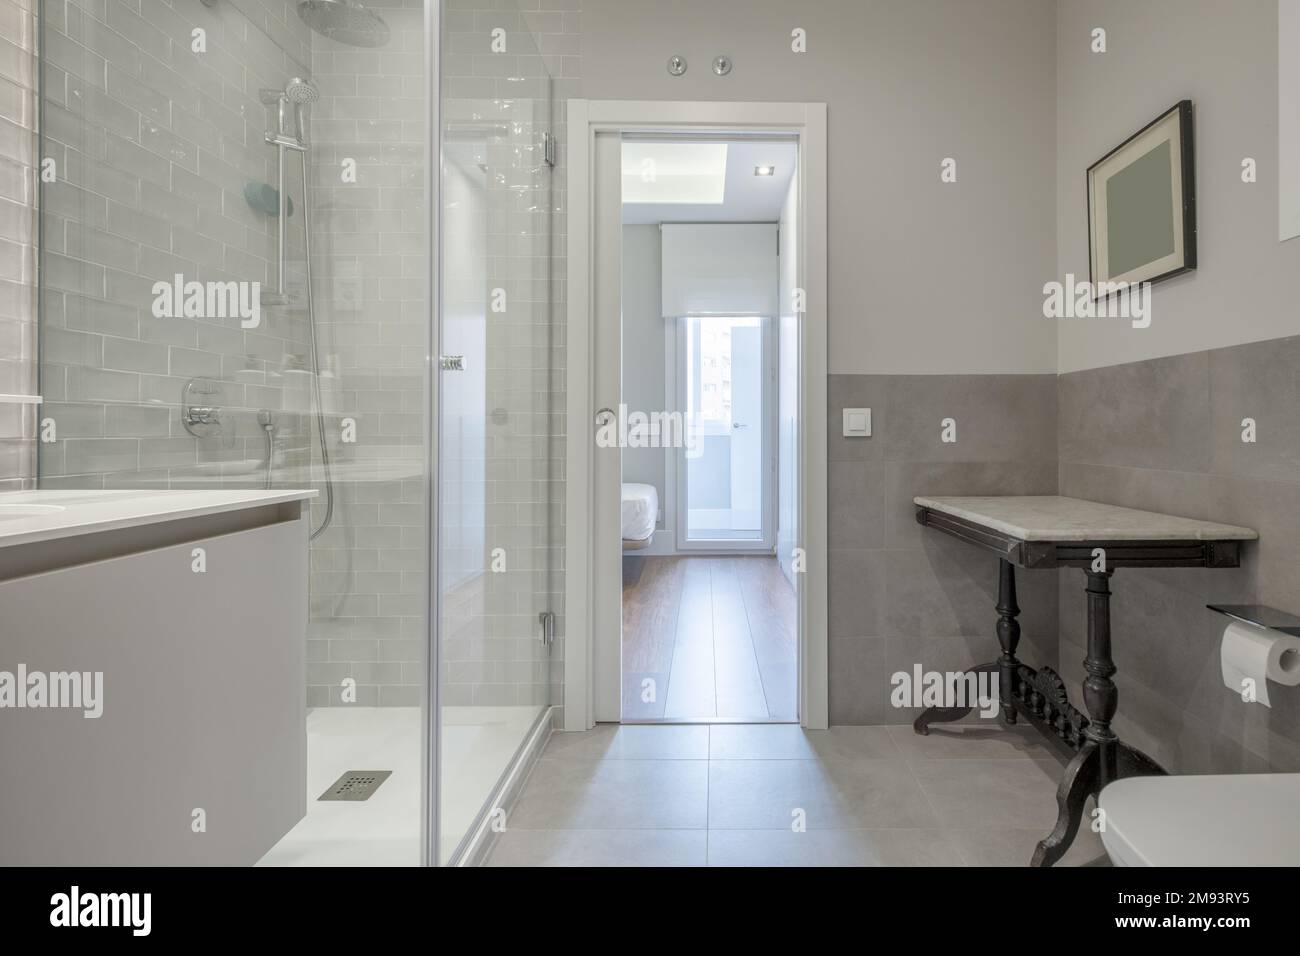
[186,406,221,426]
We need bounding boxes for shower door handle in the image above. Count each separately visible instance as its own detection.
[595,407,615,427]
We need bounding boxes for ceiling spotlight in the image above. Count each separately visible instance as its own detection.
[754,165,775,177]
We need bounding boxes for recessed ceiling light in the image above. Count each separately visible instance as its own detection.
[754,165,775,177]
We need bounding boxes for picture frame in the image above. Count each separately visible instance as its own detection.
[1087,100,1196,294]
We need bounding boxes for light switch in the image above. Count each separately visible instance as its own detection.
[842,408,872,437]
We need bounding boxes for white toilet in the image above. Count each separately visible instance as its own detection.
[1099,773,1300,866]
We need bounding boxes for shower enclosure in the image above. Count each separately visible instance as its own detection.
[35,0,559,865]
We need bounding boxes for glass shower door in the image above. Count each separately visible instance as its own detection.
[437,2,555,864]
[36,0,433,867]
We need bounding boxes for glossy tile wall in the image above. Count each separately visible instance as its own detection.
[1057,335,1300,773]
[38,0,316,489]
[36,0,433,708]
[303,0,429,706]
[439,0,579,713]
[0,0,35,489]
[826,373,1059,725]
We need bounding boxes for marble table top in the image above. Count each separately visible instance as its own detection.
[912,495,1258,543]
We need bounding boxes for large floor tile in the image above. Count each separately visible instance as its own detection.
[509,759,708,830]
[488,829,707,867]
[909,758,1063,829]
[709,723,898,761]
[542,724,709,761]
[707,828,964,867]
[708,758,938,829]
[944,825,1108,867]
[887,722,1057,762]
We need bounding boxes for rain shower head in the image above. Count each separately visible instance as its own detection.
[297,0,391,48]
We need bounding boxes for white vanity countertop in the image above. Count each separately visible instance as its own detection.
[0,489,318,549]
[913,495,1258,542]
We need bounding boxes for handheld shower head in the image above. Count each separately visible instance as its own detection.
[284,77,318,145]
[285,77,319,105]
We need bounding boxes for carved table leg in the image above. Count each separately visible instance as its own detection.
[1032,569,1126,866]
[1082,570,1119,784]
[913,558,1022,735]
[995,558,1022,724]
[1032,740,1100,867]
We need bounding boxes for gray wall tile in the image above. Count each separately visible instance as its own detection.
[1209,336,1300,482]
[1058,334,1300,773]
[827,373,1059,723]
[1059,349,1211,472]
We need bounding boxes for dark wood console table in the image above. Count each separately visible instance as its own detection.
[911,495,1257,867]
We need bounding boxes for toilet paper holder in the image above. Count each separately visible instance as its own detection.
[1208,604,1300,636]
[1211,604,1300,707]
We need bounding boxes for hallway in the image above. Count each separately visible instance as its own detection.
[621,556,797,721]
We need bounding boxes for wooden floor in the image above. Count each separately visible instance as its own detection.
[621,555,797,721]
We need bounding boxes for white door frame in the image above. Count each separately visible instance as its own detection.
[564,99,829,731]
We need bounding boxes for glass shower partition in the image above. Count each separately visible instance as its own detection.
[38,0,433,866]
[34,0,554,868]
[438,1,557,863]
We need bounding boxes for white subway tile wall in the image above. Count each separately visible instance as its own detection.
[35,0,432,706]
[39,0,315,492]
[30,0,578,709]
[440,0,578,711]
[302,0,430,706]
[0,0,36,490]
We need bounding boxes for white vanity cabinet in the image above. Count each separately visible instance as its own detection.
[0,491,313,865]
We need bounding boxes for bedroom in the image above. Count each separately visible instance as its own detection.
[617,136,799,723]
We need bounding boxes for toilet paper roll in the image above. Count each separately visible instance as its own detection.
[1220,621,1300,707]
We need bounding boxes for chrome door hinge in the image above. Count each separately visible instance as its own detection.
[439,355,465,371]
[543,132,556,167]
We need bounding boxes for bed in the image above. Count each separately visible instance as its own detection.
[621,482,658,550]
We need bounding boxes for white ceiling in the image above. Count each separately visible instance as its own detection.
[621,139,798,225]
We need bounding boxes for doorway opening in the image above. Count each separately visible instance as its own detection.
[618,136,798,722]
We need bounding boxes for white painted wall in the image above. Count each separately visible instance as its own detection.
[1281,0,1300,241]
[621,224,667,530]
[1056,0,1300,372]
[777,171,799,585]
[581,0,1059,376]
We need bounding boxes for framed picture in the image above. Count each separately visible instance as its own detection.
[1087,100,1196,293]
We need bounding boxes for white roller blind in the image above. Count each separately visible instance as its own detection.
[660,223,778,316]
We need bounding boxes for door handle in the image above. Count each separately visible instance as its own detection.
[595,407,615,427]
[732,422,747,429]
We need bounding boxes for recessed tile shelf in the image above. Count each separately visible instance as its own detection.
[1207,604,1300,637]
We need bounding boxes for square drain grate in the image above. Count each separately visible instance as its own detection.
[318,770,392,802]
